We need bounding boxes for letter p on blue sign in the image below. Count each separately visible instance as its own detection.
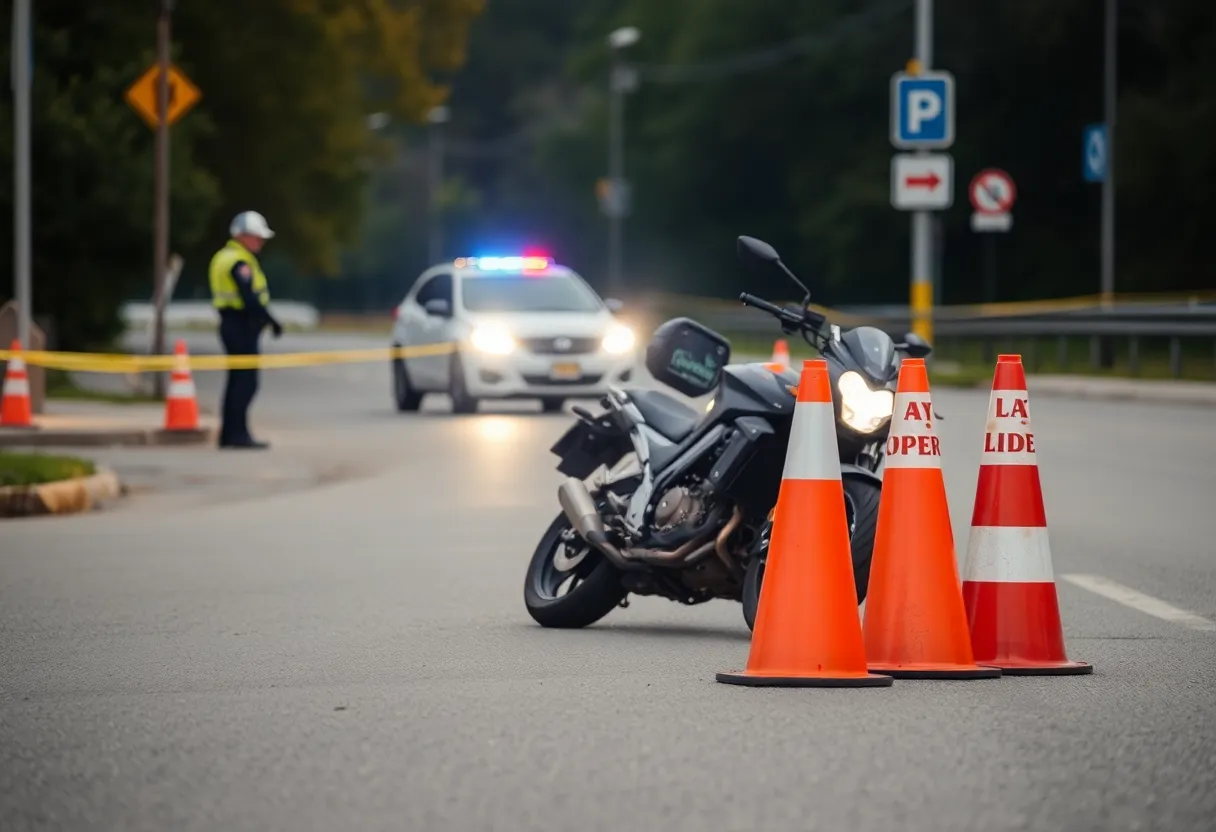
[891,71,955,150]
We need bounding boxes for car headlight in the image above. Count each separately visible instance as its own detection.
[601,323,636,355]
[469,324,516,355]
[837,370,894,434]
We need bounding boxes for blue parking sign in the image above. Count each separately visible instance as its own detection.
[890,71,955,149]
[1083,124,1107,183]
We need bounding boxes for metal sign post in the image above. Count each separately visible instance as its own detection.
[890,0,953,348]
[968,169,1017,304]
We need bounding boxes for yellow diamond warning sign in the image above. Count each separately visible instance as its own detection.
[125,63,201,130]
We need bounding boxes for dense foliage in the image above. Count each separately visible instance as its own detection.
[0,0,484,347]
[1,0,1212,343]
[337,0,1215,311]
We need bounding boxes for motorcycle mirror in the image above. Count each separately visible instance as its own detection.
[896,331,933,358]
[736,235,781,266]
[736,236,813,308]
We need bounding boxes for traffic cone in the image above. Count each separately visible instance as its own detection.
[861,358,1002,679]
[163,339,200,431]
[961,355,1092,675]
[770,339,790,371]
[1,339,33,427]
[718,358,893,688]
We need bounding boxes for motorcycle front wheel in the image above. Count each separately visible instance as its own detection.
[741,476,881,632]
[524,513,628,628]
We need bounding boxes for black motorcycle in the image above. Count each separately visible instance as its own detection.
[523,235,932,630]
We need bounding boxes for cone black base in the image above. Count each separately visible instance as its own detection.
[716,671,894,688]
[867,665,1003,680]
[994,662,1092,677]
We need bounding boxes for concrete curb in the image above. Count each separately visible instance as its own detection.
[0,466,124,519]
[0,425,215,448]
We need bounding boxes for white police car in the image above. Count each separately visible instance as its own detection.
[390,254,639,413]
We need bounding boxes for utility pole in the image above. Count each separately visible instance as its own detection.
[12,0,32,350]
[151,0,173,397]
[607,26,639,297]
[910,0,934,346]
[427,105,449,264]
[1099,0,1117,365]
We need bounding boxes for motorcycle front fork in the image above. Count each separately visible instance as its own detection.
[854,441,885,473]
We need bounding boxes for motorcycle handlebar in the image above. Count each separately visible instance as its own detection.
[738,292,826,332]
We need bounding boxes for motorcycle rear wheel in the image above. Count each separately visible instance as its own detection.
[741,475,881,632]
[524,513,628,628]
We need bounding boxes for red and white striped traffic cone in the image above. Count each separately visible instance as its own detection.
[961,354,1092,675]
[163,339,200,431]
[1,339,33,427]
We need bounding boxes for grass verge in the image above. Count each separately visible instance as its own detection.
[719,331,1216,385]
[0,450,96,488]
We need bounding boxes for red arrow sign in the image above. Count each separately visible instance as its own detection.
[905,172,941,190]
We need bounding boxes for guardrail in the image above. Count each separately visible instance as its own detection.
[650,295,1216,379]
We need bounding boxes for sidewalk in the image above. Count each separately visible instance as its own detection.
[0,400,374,517]
[0,399,215,448]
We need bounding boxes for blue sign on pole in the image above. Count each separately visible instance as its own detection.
[890,71,955,150]
[1083,124,1108,183]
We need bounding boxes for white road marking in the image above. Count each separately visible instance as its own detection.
[1062,573,1216,632]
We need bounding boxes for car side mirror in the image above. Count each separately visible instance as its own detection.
[896,332,932,358]
[736,235,781,267]
[604,297,624,313]
[423,298,451,318]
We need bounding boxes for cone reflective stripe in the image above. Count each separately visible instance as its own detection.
[718,358,893,688]
[962,355,1092,675]
[862,358,1001,680]
[163,339,200,431]
[1,339,33,427]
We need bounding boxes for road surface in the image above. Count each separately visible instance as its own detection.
[3,331,1214,832]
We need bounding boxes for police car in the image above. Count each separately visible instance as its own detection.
[390,254,638,413]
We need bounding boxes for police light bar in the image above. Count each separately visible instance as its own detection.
[455,255,551,272]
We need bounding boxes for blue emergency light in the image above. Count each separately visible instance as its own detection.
[455,255,552,273]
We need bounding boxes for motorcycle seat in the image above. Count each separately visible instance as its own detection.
[628,388,700,443]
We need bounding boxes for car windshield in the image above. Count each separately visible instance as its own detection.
[460,273,603,313]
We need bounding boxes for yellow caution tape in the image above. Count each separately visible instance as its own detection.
[0,342,456,373]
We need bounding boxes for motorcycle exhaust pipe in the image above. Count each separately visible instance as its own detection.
[557,477,639,572]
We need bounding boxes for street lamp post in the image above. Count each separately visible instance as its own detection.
[427,105,450,264]
[607,26,639,296]
[11,0,32,351]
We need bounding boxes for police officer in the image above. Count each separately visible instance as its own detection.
[209,210,283,449]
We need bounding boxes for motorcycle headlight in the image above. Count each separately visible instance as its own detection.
[470,324,517,355]
[601,323,636,355]
[837,370,894,434]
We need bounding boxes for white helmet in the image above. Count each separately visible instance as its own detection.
[229,210,275,239]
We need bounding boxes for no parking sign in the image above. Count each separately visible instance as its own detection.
[970,169,1016,233]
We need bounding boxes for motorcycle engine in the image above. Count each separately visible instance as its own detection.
[654,486,705,532]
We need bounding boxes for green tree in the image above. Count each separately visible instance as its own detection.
[0,0,484,348]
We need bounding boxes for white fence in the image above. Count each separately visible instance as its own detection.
[120,300,321,331]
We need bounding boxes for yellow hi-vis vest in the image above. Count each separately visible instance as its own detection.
[209,239,270,310]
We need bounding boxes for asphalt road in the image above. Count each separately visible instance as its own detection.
[3,331,1215,832]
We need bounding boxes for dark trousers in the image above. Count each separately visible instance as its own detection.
[218,313,262,443]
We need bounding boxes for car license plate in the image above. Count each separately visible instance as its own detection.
[550,362,580,380]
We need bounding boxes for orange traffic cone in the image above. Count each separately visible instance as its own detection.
[718,358,893,688]
[962,355,1092,675]
[770,339,790,371]
[163,339,200,431]
[861,358,1002,680]
[1,339,33,427]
